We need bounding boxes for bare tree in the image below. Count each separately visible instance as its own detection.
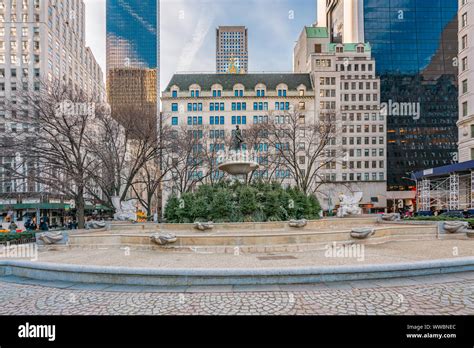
[1,79,107,228]
[164,125,212,195]
[86,105,166,209]
[248,109,343,194]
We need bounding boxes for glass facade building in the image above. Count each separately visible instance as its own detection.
[106,0,158,70]
[363,0,458,191]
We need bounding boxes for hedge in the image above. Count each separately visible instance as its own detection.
[164,181,321,223]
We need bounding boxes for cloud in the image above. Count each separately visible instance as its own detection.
[176,6,217,72]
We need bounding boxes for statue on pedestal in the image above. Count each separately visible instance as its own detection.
[231,125,244,152]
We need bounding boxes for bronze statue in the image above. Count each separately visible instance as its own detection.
[231,125,244,151]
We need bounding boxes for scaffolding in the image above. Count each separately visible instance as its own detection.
[416,173,472,212]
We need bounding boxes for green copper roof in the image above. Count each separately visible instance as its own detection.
[305,27,329,38]
[165,73,313,92]
[328,43,372,52]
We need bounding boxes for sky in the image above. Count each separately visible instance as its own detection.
[83,0,316,91]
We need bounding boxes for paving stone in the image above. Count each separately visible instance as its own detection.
[232,285,282,292]
[186,286,233,293]
[66,283,112,291]
[0,275,472,315]
[348,280,382,289]
[372,277,421,287]
[278,283,330,292]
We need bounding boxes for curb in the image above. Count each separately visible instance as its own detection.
[1,257,473,286]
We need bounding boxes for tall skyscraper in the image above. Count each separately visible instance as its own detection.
[105,0,159,128]
[458,0,474,162]
[106,0,158,71]
[216,26,248,73]
[316,0,458,210]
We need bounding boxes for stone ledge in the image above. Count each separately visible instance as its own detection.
[1,257,473,286]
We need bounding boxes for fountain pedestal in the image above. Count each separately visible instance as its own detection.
[218,150,259,176]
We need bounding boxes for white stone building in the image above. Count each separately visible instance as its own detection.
[458,0,474,162]
[293,26,386,212]
[0,0,105,219]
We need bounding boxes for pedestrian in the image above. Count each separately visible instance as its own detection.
[39,217,49,231]
[8,221,18,232]
[24,218,32,231]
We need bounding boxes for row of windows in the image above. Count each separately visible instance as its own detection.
[343,94,379,102]
[172,102,281,112]
[344,149,385,158]
[0,67,40,78]
[337,63,374,72]
[0,81,40,91]
[343,137,385,145]
[342,160,385,169]
[171,88,297,98]
[346,149,385,158]
[342,113,384,122]
[342,125,385,133]
[172,115,289,126]
[341,173,385,182]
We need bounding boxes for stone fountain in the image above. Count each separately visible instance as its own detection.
[217,126,259,176]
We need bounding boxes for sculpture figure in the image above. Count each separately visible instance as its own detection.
[350,228,375,239]
[111,196,137,221]
[150,233,177,246]
[231,125,244,151]
[443,221,469,234]
[85,220,107,230]
[38,232,64,245]
[194,221,214,231]
[289,219,308,228]
[337,192,363,218]
[381,213,401,222]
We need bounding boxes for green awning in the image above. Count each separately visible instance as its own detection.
[0,203,114,211]
[0,203,70,210]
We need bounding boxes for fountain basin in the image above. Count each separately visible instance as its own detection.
[218,161,259,175]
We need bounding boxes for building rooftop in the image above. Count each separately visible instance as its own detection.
[328,43,372,53]
[305,26,329,39]
[165,73,313,92]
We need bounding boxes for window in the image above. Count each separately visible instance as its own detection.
[171,103,178,112]
[463,79,468,94]
[463,101,468,117]
[462,57,468,71]
[171,117,178,126]
[462,35,468,50]
[172,90,178,98]
[210,116,224,125]
[462,13,468,28]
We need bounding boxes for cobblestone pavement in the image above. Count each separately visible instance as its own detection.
[0,272,473,315]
